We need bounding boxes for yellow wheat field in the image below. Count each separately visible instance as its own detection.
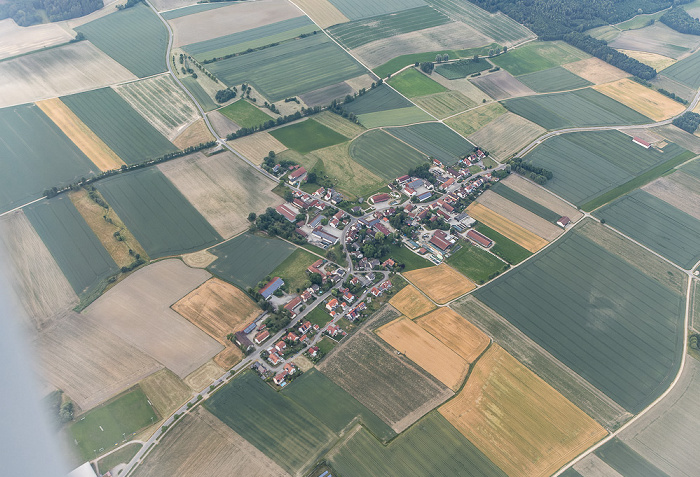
[389,284,436,319]
[594,78,685,121]
[416,308,489,363]
[467,202,548,252]
[404,263,476,304]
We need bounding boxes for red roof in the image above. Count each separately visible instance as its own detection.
[430,232,451,251]
[275,204,298,222]
[289,166,307,180]
[254,330,270,344]
[632,137,651,148]
[284,296,302,311]
[373,193,390,203]
[467,229,492,248]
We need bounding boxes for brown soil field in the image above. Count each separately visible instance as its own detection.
[445,102,506,135]
[476,190,562,241]
[388,285,436,319]
[440,344,607,477]
[182,249,217,268]
[618,49,677,71]
[36,98,125,171]
[470,70,535,101]
[609,23,700,59]
[172,118,214,149]
[229,131,287,164]
[293,355,314,372]
[85,259,222,378]
[502,174,583,221]
[313,110,365,138]
[0,211,77,332]
[468,112,545,160]
[0,18,73,60]
[467,202,549,252]
[403,263,476,305]
[290,0,348,28]
[139,368,192,417]
[35,311,162,410]
[594,78,685,121]
[430,73,492,104]
[207,110,240,138]
[69,188,148,267]
[0,41,136,108]
[184,360,224,392]
[213,345,244,369]
[644,176,700,221]
[171,0,303,48]
[158,151,280,239]
[416,307,489,363]
[413,91,476,119]
[562,57,629,84]
[377,317,468,390]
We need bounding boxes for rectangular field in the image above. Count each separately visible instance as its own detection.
[662,48,700,88]
[643,175,700,221]
[562,57,629,84]
[610,22,700,59]
[268,248,318,293]
[403,263,476,304]
[467,202,548,252]
[516,66,592,93]
[436,58,491,79]
[470,70,534,100]
[385,122,473,165]
[269,118,348,154]
[594,438,667,477]
[96,168,222,259]
[445,102,506,136]
[412,90,476,119]
[138,368,192,417]
[491,181,561,223]
[326,0,425,20]
[342,84,413,115]
[218,99,273,129]
[476,191,562,241]
[229,131,287,164]
[348,130,429,181]
[388,285,436,319]
[468,112,545,160]
[356,107,432,128]
[490,41,589,76]
[387,67,447,98]
[501,174,583,222]
[290,0,349,28]
[446,241,508,284]
[474,223,532,264]
[0,18,73,60]
[416,307,489,363]
[593,78,686,121]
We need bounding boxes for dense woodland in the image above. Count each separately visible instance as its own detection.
[660,6,700,35]
[0,0,102,26]
[672,111,700,133]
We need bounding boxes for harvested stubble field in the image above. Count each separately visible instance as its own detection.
[138,368,192,417]
[0,18,73,60]
[270,119,348,154]
[440,344,607,477]
[412,90,476,119]
[114,75,199,140]
[663,48,700,89]
[609,22,700,59]
[0,211,77,332]
[467,202,548,252]
[501,174,583,222]
[620,49,677,71]
[76,3,168,78]
[0,41,136,109]
[594,78,685,121]
[387,67,447,98]
[97,168,222,259]
[491,41,590,76]
[474,228,686,413]
[85,259,222,378]
[132,407,290,477]
[318,306,453,433]
[388,284,436,319]
[643,175,700,221]
[416,307,489,363]
[35,312,161,411]
[516,66,592,93]
[172,118,214,149]
[158,151,280,239]
[490,182,561,223]
[445,241,508,284]
[184,360,224,391]
[290,0,349,28]
[474,223,533,265]
[468,112,545,160]
[386,122,473,166]
[561,57,629,84]
[476,191,562,241]
[229,132,287,164]
[348,130,428,181]
[403,263,476,304]
[470,70,535,100]
[445,102,506,136]
[207,111,240,138]
[313,110,365,138]
[595,438,667,477]
[218,100,273,129]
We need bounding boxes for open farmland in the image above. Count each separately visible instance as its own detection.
[594,78,685,121]
[25,197,118,297]
[387,68,447,98]
[388,285,436,319]
[269,119,348,154]
[290,0,349,28]
[468,112,545,160]
[349,130,428,181]
[207,233,296,289]
[662,49,700,89]
[173,119,215,149]
[356,107,432,128]
[501,174,583,221]
[160,2,232,19]
[643,175,700,221]
[329,412,506,477]
[436,58,491,79]
[0,18,73,60]
[325,0,424,20]
[474,223,533,265]
[158,151,280,239]
[385,122,473,165]
[653,124,700,154]
[474,228,686,413]
[622,49,677,70]
[85,259,222,378]
[76,3,168,78]
[313,110,365,138]
[342,84,413,115]
[412,91,476,119]
[430,70,492,102]
[269,249,318,293]
[184,361,224,391]
[594,438,667,477]
[35,312,161,411]
[445,102,506,136]
[517,67,592,93]
[467,202,548,252]
[491,182,561,223]
[609,22,700,59]
[471,70,535,100]
[491,41,590,76]
[403,263,475,304]
[476,191,562,241]
[446,241,508,284]
[96,168,222,258]
[299,81,354,107]
[181,76,218,112]
[440,344,607,477]
[217,100,273,129]
[132,407,290,477]
[206,34,367,102]
[228,131,287,164]
[416,307,489,362]
[138,369,191,417]
[0,41,136,108]
[114,75,199,140]
[562,57,629,84]
[503,88,652,130]
[205,371,335,475]
[318,306,453,432]
[595,190,700,269]
[0,104,97,214]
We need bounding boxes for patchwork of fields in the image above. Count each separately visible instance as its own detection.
[490,41,590,76]
[403,264,475,304]
[468,112,545,160]
[389,284,435,319]
[467,202,549,252]
[517,66,592,93]
[349,130,428,181]
[385,122,473,165]
[662,48,700,89]
[476,191,562,241]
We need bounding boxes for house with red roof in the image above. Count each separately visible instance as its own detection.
[254,330,270,345]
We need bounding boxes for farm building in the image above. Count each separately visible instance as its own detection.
[234,331,254,351]
[276,203,300,222]
[373,193,390,204]
[467,229,493,248]
[417,191,432,201]
[430,230,454,251]
[288,166,307,183]
[557,216,571,228]
[259,277,284,299]
[254,330,270,344]
[68,463,98,477]
[632,137,651,149]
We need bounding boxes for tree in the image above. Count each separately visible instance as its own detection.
[247,212,256,222]
[284,190,295,203]
[59,402,74,423]
[306,171,317,183]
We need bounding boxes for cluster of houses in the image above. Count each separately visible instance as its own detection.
[264,320,320,366]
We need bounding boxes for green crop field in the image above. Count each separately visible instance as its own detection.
[595,190,700,269]
[206,34,367,102]
[413,91,477,119]
[381,244,433,271]
[372,43,500,78]
[269,248,317,293]
[516,66,592,93]
[387,68,447,98]
[343,84,414,115]
[491,182,560,223]
[205,371,335,475]
[680,157,700,179]
[62,88,177,165]
[357,107,433,128]
[208,233,296,289]
[524,130,690,206]
[96,168,221,259]
[385,122,473,165]
[329,412,506,477]
[474,223,532,264]
[181,76,218,112]
[661,49,700,89]
[66,387,156,461]
[349,130,428,180]
[0,104,96,214]
[328,6,450,49]
[76,3,168,78]
[160,1,233,19]
[306,306,333,327]
[283,369,396,441]
[502,88,652,130]
[490,41,589,76]
[327,0,425,20]
[183,16,316,61]
[446,242,508,284]
[218,100,273,128]
[595,438,668,477]
[474,228,686,413]
[435,58,491,79]
[25,196,118,297]
[269,119,348,154]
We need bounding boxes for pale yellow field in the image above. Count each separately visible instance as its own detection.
[172,118,214,149]
[440,345,607,477]
[617,49,677,70]
[594,78,685,121]
[445,102,507,136]
[37,98,124,171]
[413,91,477,120]
[562,57,629,84]
[376,317,468,391]
[290,0,349,28]
[184,360,224,392]
[403,263,476,304]
[416,307,489,363]
[468,112,545,160]
[213,346,244,370]
[476,190,562,241]
[467,202,548,252]
[313,110,365,138]
[139,369,192,417]
[389,285,436,319]
[229,131,287,164]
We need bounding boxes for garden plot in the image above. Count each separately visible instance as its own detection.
[466,202,548,252]
[470,70,535,100]
[416,307,489,363]
[476,191,563,241]
[389,285,435,319]
[386,122,473,165]
[412,91,476,119]
[172,118,214,149]
[594,78,685,121]
[0,41,135,108]
[0,18,73,60]
[349,130,428,181]
[158,151,280,239]
[468,112,545,160]
[445,102,506,136]
[290,0,349,28]
[490,41,590,76]
[643,175,700,221]
[501,174,582,221]
[609,22,700,59]
[517,67,592,93]
[85,259,221,378]
[326,0,425,20]
[403,264,476,304]
[562,57,629,84]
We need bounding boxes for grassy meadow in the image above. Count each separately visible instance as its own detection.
[270,119,348,154]
[446,242,508,284]
[473,223,532,265]
[218,100,273,128]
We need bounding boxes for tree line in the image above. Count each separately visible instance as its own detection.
[1,0,102,26]
[672,111,700,133]
[563,32,656,80]
[508,158,553,185]
[661,6,700,35]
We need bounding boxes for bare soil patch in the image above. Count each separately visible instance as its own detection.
[213,346,244,370]
[470,70,535,101]
[502,174,582,221]
[403,263,476,305]
[292,355,314,372]
[594,78,685,121]
[468,111,545,160]
[466,202,549,252]
[0,18,73,60]
[139,368,192,417]
[184,360,224,392]
[563,57,629,84]
[207,110,240,138]
[172,118,214,149]
[643,176,700,221]
[476,190,562,241]
[290,0,348,28]
[228,131,287,164]
[416,307,489,363]
[389,285,435,319]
